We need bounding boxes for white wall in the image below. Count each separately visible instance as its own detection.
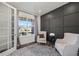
[37,16,41,32]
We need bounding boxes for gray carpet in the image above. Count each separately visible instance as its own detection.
[9,43,60,56]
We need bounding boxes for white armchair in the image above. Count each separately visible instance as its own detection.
[37,31,47,43]
[55,33,79,56]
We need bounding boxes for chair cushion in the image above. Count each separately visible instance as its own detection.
[38,34,45,38]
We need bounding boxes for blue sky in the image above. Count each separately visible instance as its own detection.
[18,19,32,27]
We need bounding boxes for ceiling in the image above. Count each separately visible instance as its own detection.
[8,2,68,16]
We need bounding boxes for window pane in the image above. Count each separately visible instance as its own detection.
[18,18,34,36]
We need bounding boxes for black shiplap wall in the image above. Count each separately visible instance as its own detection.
[41,2,79,40]
[64,2,79,33]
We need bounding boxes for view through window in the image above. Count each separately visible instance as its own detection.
[18,17,34,36]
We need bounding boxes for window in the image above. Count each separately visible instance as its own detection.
[18,17,34,36]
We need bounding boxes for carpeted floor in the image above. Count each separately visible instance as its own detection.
[9,43,60,56]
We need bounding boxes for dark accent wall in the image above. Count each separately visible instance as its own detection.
[64,3,79,33]
[41,2,79,40]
